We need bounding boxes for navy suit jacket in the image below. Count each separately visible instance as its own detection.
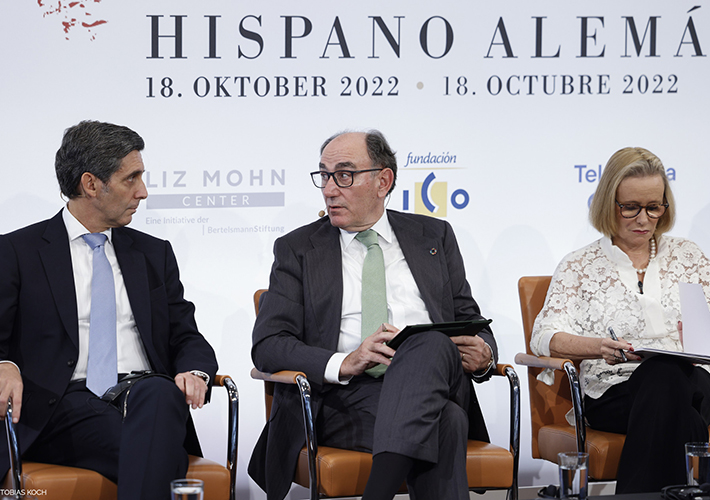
[0,211,218,478]
[248,210,496,500]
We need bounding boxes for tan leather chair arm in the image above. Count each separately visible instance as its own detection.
[250,368,307,385]
[514,353,574,372]
[494,363,515,377]
[214,374,234,386]
[515,353,585,452]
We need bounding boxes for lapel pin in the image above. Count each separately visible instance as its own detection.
[430,248,437,255]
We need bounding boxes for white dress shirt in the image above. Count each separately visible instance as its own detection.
[324,213,432,383]
[63,207,151,380]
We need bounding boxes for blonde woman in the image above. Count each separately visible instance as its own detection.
[531,147,710,493]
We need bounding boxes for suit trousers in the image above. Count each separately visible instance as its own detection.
[316,331,471,500]
[24,376,190,500]
[585,355,710,494]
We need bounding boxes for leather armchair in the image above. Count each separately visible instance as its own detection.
[2,375,239,500]
[514,276,625,481]
[253,289,520,500]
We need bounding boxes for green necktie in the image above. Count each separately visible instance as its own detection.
[355,229,388,377]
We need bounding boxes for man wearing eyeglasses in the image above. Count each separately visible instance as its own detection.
[249,130,496,500]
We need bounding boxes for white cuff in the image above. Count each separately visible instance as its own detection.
[536,329,557,357]
[0,360,20,375]
[324,352,351,385]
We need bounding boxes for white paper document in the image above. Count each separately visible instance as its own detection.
[633,283,710,364]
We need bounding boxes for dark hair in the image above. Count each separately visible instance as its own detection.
[320,129,398,194]
[55,120,145,199]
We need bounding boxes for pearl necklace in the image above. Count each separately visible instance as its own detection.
[634,237,657,274]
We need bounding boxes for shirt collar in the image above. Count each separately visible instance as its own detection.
[62,205,113,244]
[600,233,666,265]
[339,211,392,249]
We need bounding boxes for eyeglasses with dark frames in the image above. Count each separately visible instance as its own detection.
[615,200,669,219]
[310,168,384,189]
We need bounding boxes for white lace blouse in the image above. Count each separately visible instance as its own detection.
[530,235,710,399]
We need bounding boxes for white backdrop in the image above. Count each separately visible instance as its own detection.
[1,1,709,498]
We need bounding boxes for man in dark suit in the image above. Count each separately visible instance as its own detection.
[0,121,218,500]
[249,130,496,500]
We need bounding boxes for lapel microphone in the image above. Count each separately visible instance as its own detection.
[318,210,326,217]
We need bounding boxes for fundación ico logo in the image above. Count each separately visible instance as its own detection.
[401,151,470,218]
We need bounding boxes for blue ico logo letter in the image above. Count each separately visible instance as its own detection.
[403,172,470,218]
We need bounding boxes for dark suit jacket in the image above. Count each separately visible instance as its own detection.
[0,211,218,478]
[248,210,497,500]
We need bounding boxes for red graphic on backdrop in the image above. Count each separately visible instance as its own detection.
[38,0,107,41]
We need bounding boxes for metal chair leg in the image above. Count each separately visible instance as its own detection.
[221,377,239,500]
[296,374,318,500]
[563,362,586,453]
[504,366,521,500]
[5,400,23,500]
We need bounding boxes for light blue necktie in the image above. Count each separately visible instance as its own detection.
[355,229,388,377]
[82,233,118,397]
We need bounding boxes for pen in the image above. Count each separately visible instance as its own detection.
[608,327,628,362]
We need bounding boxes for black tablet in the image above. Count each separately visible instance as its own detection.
[386,319,492,350]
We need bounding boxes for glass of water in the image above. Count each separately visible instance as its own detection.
[686,442,710,485]
[558,452,589,500]
[170,478,204,500]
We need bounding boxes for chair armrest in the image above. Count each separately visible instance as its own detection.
[214,374,234,386]
[493,362,514,377]
[251,367,319,500]
[213,374,238,500]
[514,353,575,371]
[514,353,586,453]
[250,368,306,385]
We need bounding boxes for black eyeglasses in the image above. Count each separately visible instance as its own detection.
[615,200,669,219]
[310,169,384,189]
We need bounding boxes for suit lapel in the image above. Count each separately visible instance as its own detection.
[388,211,446,323]
[39,212,80,349]
[112,229,155,358]
[305,221,343,350]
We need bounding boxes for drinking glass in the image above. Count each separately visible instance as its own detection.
[686,442,710,485]
[558,452,589,500]
[170,478,204,500]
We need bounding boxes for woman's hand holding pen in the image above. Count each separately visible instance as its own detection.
[601,336,640,365]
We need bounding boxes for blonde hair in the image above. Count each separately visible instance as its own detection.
[589,147,675,238]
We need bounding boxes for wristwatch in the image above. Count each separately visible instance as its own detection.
[483,354,495,372]
[190,370,210,387]
[472,343,495,380]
